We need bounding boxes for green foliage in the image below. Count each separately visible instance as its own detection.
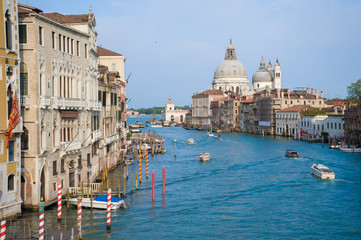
[301,109,326,116]
[347,79,361,100]
[129,105,190,115]
[321,132,329,137]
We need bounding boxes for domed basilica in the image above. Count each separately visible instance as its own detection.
[212,40,281,95]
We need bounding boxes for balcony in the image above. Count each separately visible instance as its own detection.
[61,139,81,152]
[40,96,51,108]
[53,97,86,109]
[92,129,102,142]
[105,134,118,144]
[20,96,30,108]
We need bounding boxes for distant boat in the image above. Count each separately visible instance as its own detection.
[187,138,195,145]
[340,147,361,153]
[150,123,163,128]
[311,163,335,179]
[285,150,299,158]
[215,135,222,140]
[200,152,211,161]
[69,195,126,210]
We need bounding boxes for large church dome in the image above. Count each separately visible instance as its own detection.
[212,40,249,93]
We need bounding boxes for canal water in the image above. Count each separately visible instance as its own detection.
[20,116,361,239]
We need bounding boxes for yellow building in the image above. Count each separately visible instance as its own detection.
[0,0,22,218]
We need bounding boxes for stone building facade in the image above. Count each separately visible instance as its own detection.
[19,4,100,208]
[0,0,22,218]
[162,97,189,123]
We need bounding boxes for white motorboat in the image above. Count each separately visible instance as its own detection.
[206,131,214,137]
[200,152,211,161]
[141,143,152,151]
[187,138,195,145]
[69,195,126,210]
[340,147,361,153]
[150,124,162,128]
[311,164,335,179]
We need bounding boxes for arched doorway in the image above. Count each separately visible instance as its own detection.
[171,115,174,122]
[40,167,45,201]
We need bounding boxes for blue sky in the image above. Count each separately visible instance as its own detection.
[19,0,361,108]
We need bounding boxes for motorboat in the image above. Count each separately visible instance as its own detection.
[200,152,211,161]
[187,138,195,145]
[285,150,299,158]
[340,147,361,153]
[215,135,222,140]
[206,131,214,137]
[329,144,341,150]
[311,163,335,179]
[141,143,152,151]
[69,195,126,210]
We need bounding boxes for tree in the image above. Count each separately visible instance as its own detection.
[347,79,361,100]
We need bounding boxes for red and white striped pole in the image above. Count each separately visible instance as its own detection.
[152,170,155,202]
[146,150,149,179]
[106,188,111,231]
[0,221,6,240]
[139,150,142,183]
[57,183,62,222]
[77,191,82,232]
[163,166,165,195]
[39,199,45,240]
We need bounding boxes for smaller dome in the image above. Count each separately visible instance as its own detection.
[275,58,280,67]
[252,57,272,83]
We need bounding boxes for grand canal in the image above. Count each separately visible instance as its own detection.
[20,116,361,239]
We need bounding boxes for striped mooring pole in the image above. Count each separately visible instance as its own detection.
[146,150,149,179]
[77,191,82,232]
[57,184,62,222]
[139,150,142,183]
[0,220,6,240]
[39,199,45,240]
[106,188,111,231]
[163,166,165,195]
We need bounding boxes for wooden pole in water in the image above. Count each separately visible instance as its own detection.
[162,166,165,195]
[67,190,70,208]
[112,172,115,192]
[90,188,93,210]
[131,174,133,192]
[87,177,90,198]
[174,139,176,157]
[123,173,126,197]
[152,170,155,202]
[135,172,138,190]
[117,173,121,198]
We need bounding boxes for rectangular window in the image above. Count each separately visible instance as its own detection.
[78,155,82,169]
[61,159,65,173]
[39,26,43,45]
[71,39,74,54]
[114,93,117,106]
[59,34,62,51]
[63,36,66,52]
[111,93,114,105]
[52,31,55,49]
[8,141,14,162]
[19,24,27,44]
[102,91,106,106]
[77,41,80,56]
[67,37,70,53]
[53,160,57,176]
[87,153,91,167]
[98,91,102,102]
[20,73,28,95]
[112,63,116,70]
[85,44,88,59]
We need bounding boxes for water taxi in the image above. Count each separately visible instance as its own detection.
[200,152,211,161]
[311,164,335,179]
[285,150,299,158]
[69,195,126,210]
[340,147,361,153]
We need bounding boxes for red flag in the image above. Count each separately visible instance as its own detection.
[125,72,132,83]
[300,128,308,135]
[4,93,20,148]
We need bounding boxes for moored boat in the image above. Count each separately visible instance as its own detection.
[340,147,361,153]
[200,152,211,161]
[311,163,335,179]
[69,195,126,210]
[285,150,299,158]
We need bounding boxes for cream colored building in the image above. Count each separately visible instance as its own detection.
[97,46,126,83]
[0,0,22,218]
[162,97,189,123]
[19,4,100,208]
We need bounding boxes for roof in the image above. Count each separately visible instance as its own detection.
[278,105,314,112]
[18,4,43,14]
[241,98,254,103]
[42,12,92,24]
[193,89,224,97]
[97,46,123,56]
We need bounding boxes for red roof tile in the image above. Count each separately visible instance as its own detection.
[278,105,314,112]
[43,12,91,24]
[97,46,123,56]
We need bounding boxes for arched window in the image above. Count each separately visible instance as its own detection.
[8,174,15,191]
[5,10,12,50]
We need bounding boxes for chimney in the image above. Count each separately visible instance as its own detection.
[277,88,280,98]
[281,90,284,99]
[315,89,319,99]
[307,87,310,94]
[311,88,314,95]
[334,107,338,114]
[287,89,290,99]
[321,90,323,98]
